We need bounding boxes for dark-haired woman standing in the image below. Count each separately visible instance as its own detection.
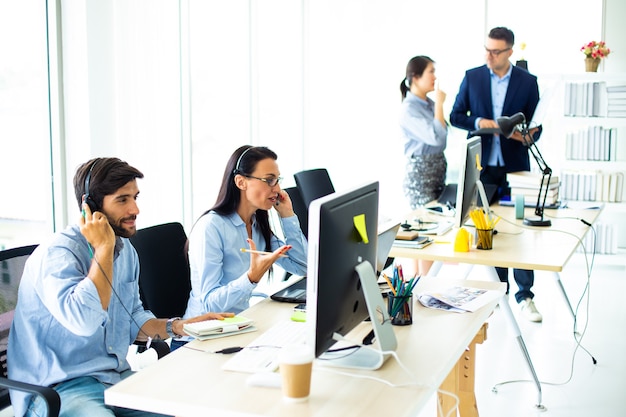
[399,55,448,209]
[184,145,307,316]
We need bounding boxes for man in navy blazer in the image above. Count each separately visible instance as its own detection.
[450,26,543,322]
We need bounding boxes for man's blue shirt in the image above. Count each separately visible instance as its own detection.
[7,225,153,416]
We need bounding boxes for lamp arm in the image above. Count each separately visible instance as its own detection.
[521,127,553,219]
[520,126,551,173]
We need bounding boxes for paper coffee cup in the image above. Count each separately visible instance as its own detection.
[278,344,314,402]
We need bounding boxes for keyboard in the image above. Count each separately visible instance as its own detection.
[221,319,308,373]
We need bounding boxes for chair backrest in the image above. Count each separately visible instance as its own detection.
[0,244,39,409]
[293,168,335,209]
[0,245,38,372]
[283,187,309,238]
[129,223,191,318]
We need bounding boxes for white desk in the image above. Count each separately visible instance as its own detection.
[105,277,504,417]
[390,204,600,409]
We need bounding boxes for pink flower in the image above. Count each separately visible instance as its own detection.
[581,40,611,59]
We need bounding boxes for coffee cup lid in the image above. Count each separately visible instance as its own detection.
[279,344,314,364]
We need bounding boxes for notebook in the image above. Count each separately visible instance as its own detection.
[183,316,255,340]
[269,220,401,304]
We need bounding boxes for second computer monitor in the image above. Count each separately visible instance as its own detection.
[455,137,482,228]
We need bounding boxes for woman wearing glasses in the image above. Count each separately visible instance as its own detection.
[184,145,307,316]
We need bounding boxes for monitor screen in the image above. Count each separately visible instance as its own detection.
[305,181,396,370]
[454,137,482,228]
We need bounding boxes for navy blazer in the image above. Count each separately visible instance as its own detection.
[450,64,541,173]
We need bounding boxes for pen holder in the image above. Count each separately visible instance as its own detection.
[475,228,494,250]
[387,292,413,325]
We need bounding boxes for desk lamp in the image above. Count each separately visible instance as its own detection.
[497,112,552,227]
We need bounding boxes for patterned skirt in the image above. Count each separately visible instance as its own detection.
[403,152,447,209]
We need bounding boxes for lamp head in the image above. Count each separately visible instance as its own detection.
[496,112,526,138]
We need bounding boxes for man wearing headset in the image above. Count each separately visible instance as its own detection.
[7,157,243,417]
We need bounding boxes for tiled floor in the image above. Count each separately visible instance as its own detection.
[414,251,626,417]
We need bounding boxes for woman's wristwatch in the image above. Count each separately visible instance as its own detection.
[166,317,182,338]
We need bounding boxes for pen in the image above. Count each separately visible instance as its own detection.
[407,275,421,294]
[381,273,397,296]
[240,248,288,258]
[491,216,501,228]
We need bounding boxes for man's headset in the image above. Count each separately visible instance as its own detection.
[81,159,168,354]
[83,160,99,213]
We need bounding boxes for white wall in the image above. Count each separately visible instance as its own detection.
[56,0,623,234]
[604,0,626,73]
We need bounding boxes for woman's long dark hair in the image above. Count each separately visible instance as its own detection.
[205,145,279,251]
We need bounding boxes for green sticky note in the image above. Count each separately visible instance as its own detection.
[291,311,306,322]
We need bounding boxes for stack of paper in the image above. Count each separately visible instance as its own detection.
[507,171,560,205]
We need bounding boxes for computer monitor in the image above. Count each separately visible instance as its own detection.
[454,137,491,228]
[305,181,397,370]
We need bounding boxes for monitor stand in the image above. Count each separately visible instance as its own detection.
[476,179,491,215]
[317,260,398,370]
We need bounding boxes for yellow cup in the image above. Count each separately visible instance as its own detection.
[454,228,472,252]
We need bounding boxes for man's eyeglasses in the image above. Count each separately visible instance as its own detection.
[484,47,511,57]
[243,174,283,187]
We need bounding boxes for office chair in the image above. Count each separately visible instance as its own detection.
[293,168,335,209]
[278,187,309,283]
[294,168,394,273]
[0,243,169,417]
[129,222,192,319]
[275,169,336,283]
[0,244,61,417]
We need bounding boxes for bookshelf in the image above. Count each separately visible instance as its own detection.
[537,72,626,251]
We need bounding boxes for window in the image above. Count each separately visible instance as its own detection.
[0,1,54,248]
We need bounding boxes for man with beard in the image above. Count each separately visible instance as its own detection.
[8,157,232,417]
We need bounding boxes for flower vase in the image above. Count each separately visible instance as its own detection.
[585,57,600,72]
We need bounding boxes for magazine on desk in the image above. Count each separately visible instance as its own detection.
[418,285,502,313]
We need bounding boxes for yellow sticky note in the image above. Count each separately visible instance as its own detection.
[475,154,483,171]
[353,214,369,244]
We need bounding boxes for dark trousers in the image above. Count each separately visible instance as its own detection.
[496,267,535,303]
[482,166,535,303]
[480,165,509,199]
